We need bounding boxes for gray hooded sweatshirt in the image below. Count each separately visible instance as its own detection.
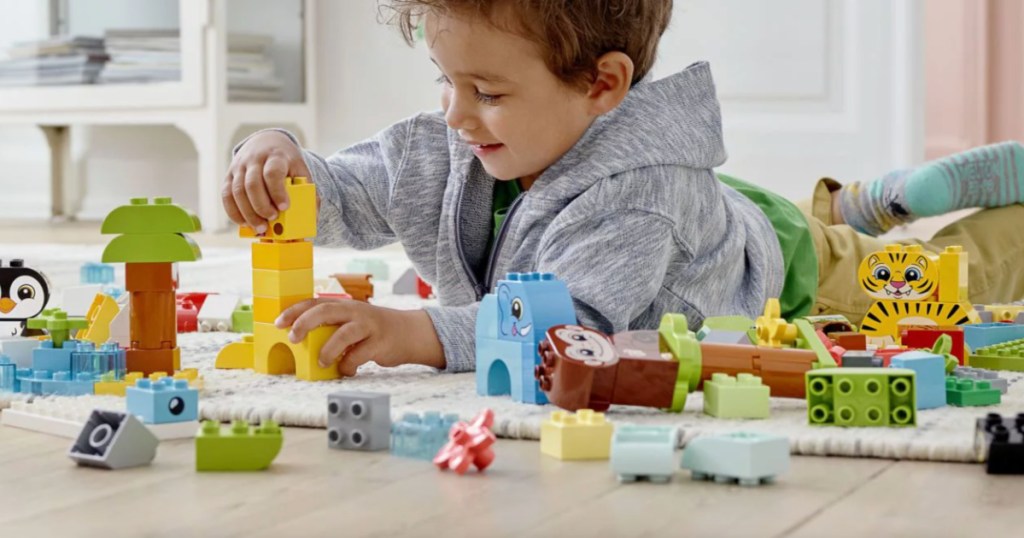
[286,61,783,372]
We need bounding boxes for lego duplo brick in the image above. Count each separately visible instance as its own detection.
[253,294,311,324]
[540,410,614,460]
[806,368,917,427]
[232,304,254,334]
[126,347,179,377]
[969,338,1024,372]
[696,342,816,398]
[963,323,1024,352]
[697,328,751,345]
[195,420,283,471]
[391,411,459,460]
[841,350,883,368]
[197,294,241,332]
[680,432,789,486]
[80,262,115,285]
[951,366,1008,394]
[834,332,867,350]
[901,327,965,364]
[125,262,177,292]
[975,413,1024,475]
[252,322,339,381]
[239,178,316,241]
[702,373,770,419]
[30,339,75,372]
[70,341,125,379]
[327,391,391,451]
[610,425,677,483]
[79,293,120,345]
[794,319,837,368]
[251,240,313,271]
[129,291,176,349]
[331,273,374,302]
[945,377,1001,407]
[392,268,418,295]
[68,410,158,470]
[126,377,198,424]
[755,298,798,348]
[16,370,96,396]
[889,351,946,409]
[252,268,314,298]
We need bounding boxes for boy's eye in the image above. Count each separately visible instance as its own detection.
[475,91,501,105]
[434,74,451,86]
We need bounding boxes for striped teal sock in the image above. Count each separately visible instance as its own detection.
[839,141,1024,235]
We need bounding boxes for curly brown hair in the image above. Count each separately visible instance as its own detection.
[378,0,673,91]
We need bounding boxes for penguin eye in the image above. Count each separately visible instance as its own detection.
[17,285,35,301]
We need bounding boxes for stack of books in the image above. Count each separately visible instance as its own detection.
[99,28,283,101]
[99,28,181,84]
[0,36,107,87]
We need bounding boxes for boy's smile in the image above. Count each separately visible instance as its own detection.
[425,12,598,187]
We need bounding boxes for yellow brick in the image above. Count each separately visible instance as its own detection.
[78,293,120,344]
[253,294,313,323]
[938,246,969,303]
[540,410,614,460]
[252,322,339,381]
[253,268,314,297]
[216,335,255,369]
[251,240,313,270]
[240,178,316,241]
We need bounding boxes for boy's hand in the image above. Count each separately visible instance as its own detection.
[223,130,312,234]
[275,298,446,376]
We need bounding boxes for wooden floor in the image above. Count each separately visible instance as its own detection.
[3,216,1022,536]
[0,425,1022,537]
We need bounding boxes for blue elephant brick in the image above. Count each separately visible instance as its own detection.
[126,377,199,424]
[890,351,946,409]
[475,272,576,405]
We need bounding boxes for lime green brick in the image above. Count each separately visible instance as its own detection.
[703,373,770,419]
[25,308,88,348]
[945,377,1001,406]
[101,197,201,235]
[969,338,1024,372]
[795,319,837,368]
[195,420,283,471]
[806,368,916,427]
[658,313,702,412]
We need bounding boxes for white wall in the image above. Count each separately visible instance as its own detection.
[0,0,921,221]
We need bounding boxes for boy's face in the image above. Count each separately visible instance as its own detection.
[426,12,596,184]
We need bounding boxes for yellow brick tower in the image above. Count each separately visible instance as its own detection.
[216,177,340,381]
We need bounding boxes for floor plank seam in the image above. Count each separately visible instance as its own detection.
[773,460,896,538]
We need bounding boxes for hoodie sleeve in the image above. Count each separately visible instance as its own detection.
[536,208,680,336]
[236,119,414,249]
[422,303,479,373]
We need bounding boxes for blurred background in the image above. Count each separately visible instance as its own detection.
[0,0,1019,236]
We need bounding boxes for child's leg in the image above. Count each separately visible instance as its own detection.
[837,141,1024,235]
[923,204,1024,305]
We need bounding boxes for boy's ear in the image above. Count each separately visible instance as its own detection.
[586,51,635,115]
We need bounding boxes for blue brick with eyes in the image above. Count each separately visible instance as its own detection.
[126,377,198,424]
[498,283,534,341]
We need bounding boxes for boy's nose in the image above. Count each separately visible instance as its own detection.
[444,92,478,131]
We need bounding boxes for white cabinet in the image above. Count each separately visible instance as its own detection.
[0,0,318,231]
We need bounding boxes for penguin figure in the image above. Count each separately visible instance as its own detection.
[1,259,50,337]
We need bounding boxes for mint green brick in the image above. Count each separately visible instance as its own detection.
[806,367,916,427]
[969,338,1024,372]
[945,377,1001,406]
[703,373,770,419]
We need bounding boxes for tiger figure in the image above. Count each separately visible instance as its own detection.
[858,244,979,338]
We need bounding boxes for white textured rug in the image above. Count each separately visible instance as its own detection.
[2,242,1020,463]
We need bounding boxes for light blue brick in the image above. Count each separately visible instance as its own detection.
[963,323,1024,351]
[126,377,198,424]
[475,272,576,405]
[0,355,16,392]
[31,340,76,372]
[890,350,947,410]
[71,341,126,379]
[681,432,789,486]
[344,258,390,281]
[80,262,115,285]
[390,411,459,460]
[610,425,676,483]
[16,369,95,395]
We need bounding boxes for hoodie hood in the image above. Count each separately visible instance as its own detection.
[532,61,727,199]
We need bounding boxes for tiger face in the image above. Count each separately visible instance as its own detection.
[858,245,938,301]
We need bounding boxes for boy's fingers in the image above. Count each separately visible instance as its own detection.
[274,298,319,329]
[287,301,355,342]
[263,155,291,212]
[222,171,245,225]
[244,164,277,222]
[336,340,376,377]
[319,322,370,368]
[231,168,264,232]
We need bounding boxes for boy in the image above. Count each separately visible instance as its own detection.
[223,0,1024,376]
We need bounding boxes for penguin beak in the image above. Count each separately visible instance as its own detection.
[0,298,14,314]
